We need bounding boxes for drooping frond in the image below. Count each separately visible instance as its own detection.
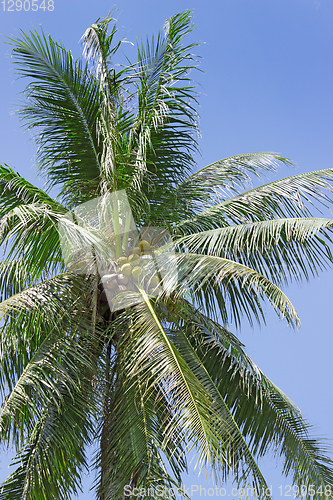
[160,252,299,328]
[179,305,333,499]
[0,164,66,212]
[0,272,99,498]
[177,168,333,233]
[170,153,293,218]
[108,296,274,499]
[94,351,188,499]
[0,369,93,500]
[175,217,333,286]
[0,166,69,290]
[0,202,66,283]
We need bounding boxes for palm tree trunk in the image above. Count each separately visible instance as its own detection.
[99,309,127,500]
[100,340,111,500]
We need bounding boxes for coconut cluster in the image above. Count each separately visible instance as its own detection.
[101,237,162,301]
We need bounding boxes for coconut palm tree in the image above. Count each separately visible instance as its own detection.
[1,10,333,500]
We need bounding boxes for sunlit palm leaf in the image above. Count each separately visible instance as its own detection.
[171,153,293,216]
[162,252,299,328]
[128,12,199,224]
[175,217,333,286]
[175,303,333,499]
[8,29,103,207]
[177,168,333,233]
[113,296,273,498]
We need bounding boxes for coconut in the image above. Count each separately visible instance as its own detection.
[140,240,151,252]
[133,246,142,255]
[101,273,118,283]
[131,266,142,281]
[166,300,175,312]
[121,263,132,276]
[128,254,140,266]
[117,256,128,267]
[105,280,118,291]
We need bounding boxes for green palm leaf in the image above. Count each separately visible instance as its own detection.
[178,168,333,232]
[162,252,299,328]
[174,303,333,499]
[8,29,103,207]
[127,12,199,223]
[171,153,293,217]
[175,217,333,286]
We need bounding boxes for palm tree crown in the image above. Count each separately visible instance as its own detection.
[1,10,333,500]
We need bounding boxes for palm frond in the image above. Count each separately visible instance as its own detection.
[128,11,200,224]
[161,252,299,328]
[0,203,66,283]
[82,13,137,196]
[177,168,333,233]
[0,164,66,212]
[175,217,333,286]
[111,296,273,499]
[8,28,103,207]
[186,313,333,499]
[172,327,270,495]
[95,366,188,499]
[0,274,94,420]
[170,153,293,218]
[0,387,92,500]
[81,11,123,80]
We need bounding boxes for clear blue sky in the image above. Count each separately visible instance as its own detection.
[0,1,332,499]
